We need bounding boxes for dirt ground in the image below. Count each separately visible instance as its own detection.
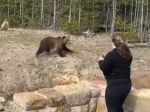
[0,28,150,98]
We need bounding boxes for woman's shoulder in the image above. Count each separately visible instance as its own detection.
[105,48,120,60]
[108,48,118,55]
[105,49,117,58]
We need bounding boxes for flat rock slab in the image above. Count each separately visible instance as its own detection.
[71,105,89,112]
[89,86,100,98]
[38,107,57,112]
[13,92,47,111]
[124,89,150,112]
[89,97,98,112]
[35,88,65,107]
[53,81,92,106]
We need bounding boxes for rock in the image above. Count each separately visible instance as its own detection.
[0,68,3,71]
[98,85,106,97]
[71,105,89,112]
[0,103,4,111]
[52,75,79,86]
[53,81,92,106]
[35,88,65,107]
[57,103,71,112]
[38,107,57,112]
[63,69,78,75]
[0,97,6,103]
[67,75,80,83]
[80,69,90,79]
[89,86,100,98]
[88,80,106,97]
[6,102,37,112]
[96,96,107,112]
[13,92,47,111]
[55,57,81,70]
[124,89,150,112]
[132,74,150,89]
[89,97,98,112]
[80,69,101,80]
[87,80,107,112]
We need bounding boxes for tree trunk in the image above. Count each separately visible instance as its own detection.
[41,0,44,28]
[92,0,95,30]
[78,0,81,27]
[7,0,10,18]
[32,0,34,19]
[20,2,21,19]
[131,0,133,28]
[53,0,56,29]
[111,0,117,37]
[73,0,75,26]
[21,1,24,27]
[124,3,127,21]
[13,0,17,16]
[134,0,137,28]
[68,0,72,23]
[145,0,149,33]
[106,1,110,32]
[140,0,144,43]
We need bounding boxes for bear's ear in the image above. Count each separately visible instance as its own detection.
[62,36,66,39]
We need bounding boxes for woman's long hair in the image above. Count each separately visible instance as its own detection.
[112,34,132,60]
[117,42,133,60]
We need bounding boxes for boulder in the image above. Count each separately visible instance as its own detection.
[57,103,71,112]
[13,92,47,111]
[0,97,6,103]
[124,89,150,112]
[89,86,100,98]
[9,101,38,112]
[0,103,4,111]
[53,81,92,106]
[52,75,79,86]
[88,80,107,112]
[38,107,57,112]
[89,97,98,112]
[96,96,107,112]
[35,88,65,107]
[71,104,89,112]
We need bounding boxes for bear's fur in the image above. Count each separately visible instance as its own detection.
[36,36,73,57]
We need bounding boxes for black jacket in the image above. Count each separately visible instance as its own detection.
[99,48,132,80]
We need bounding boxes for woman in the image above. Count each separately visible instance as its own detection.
[98,34,133,112]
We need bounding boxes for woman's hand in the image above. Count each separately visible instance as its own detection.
[99,55,104,61]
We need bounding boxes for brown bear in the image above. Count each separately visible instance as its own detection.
[36,36,74,57]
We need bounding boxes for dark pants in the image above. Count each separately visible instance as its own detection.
[105,78,131,112]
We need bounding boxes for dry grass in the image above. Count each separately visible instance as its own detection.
[0,28,150,98]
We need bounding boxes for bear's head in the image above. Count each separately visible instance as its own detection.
[62,36,71,45]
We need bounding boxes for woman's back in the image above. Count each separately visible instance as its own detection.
[107,48,132,80]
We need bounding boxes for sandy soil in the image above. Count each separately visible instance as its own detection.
[0,28,150,98]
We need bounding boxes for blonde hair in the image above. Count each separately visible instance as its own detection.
[112,34,123,47]
[112,34,132,60]
[117,42,133,60]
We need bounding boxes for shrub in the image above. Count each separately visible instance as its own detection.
[60,19,80,34]
[122,31,139,43]
[116,16,139,43]
[27,18,39,28]
[8,16,20,27]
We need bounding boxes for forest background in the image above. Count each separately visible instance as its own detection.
[0,0,150,43]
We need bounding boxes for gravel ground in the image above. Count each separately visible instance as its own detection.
[0,28,150,98]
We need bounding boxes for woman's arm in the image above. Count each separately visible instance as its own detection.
[98,51,115,76]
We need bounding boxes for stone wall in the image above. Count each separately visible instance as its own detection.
[12,81,101,112]
[12,80,150,112]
